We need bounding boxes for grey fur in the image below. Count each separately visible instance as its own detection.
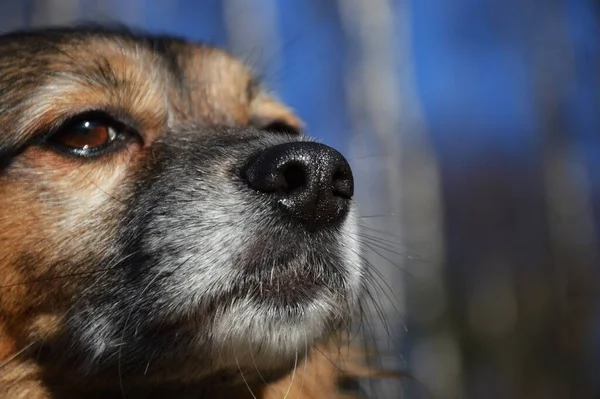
[56,128,363,383]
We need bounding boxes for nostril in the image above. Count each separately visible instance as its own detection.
[281,161,307,193]
[331,166,353,199]
[242,150,311,195]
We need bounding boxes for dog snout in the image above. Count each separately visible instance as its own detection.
[242,142,354,229]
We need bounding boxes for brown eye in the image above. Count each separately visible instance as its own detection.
[53,120,116,150]
[46,112,134,158]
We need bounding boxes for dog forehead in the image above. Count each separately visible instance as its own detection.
[167,42,256,125]
[54,30,258,125]
[0,27,253,83]
[0,27,260,152]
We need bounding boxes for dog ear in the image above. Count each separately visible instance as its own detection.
[250,90,304,134]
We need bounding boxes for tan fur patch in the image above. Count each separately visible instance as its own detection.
[0,28,373,398]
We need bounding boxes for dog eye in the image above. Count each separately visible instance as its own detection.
[53,121,116,149]
[47,113,133,157]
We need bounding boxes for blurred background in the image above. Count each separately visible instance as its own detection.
[1,1,599,398]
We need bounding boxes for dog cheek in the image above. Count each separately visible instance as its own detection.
[0,162,132,346]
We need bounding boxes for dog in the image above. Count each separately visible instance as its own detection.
[0,26,371,398]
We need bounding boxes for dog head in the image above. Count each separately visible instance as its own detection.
[0,26,363,393]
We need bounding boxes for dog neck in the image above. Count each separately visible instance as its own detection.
[0,344,359,399]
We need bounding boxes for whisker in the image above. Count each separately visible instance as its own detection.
[362,262,406,320]
[298,330,309,398]
[360,282,394,346]
[234,352,258,399]
[282,345,299,399]
[356,212,398,219]
[350,245,406,319]
[0,341,37,370]
[248,342,267,385]
[360,236,409,258]
[361,242,416,280]
[356,225,405,246]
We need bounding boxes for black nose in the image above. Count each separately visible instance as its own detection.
[242,142,354,229]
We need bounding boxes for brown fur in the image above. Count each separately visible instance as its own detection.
[0,27,371,398]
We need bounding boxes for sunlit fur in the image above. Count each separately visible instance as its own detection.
[0,26,371,398]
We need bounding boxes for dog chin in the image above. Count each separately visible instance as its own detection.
[196,211,363,366]
[207,294,342,371]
